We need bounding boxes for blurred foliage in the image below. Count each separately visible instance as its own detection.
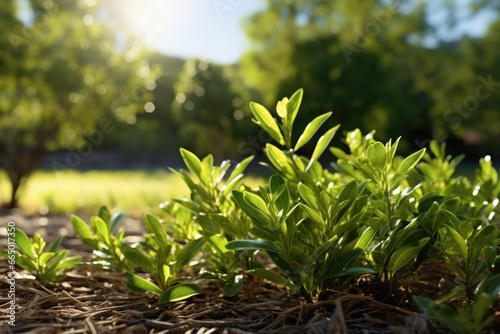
[1,0,500,209]
[239,0,500,154]
[0,0,155,207]
[171,58,259,159]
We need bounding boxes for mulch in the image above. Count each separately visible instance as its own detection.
[0,213,498,333]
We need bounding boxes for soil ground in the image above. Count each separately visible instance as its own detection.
[0,213,498,333]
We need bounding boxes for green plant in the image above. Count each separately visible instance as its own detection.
[224,89,379,300]
[123,214,205,303]
[413,273,500,334]
[164,149,256,296]
[3,228,81,283]
[71,206,131,270]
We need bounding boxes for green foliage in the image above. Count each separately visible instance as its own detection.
[164,148,255,296]
[71,206,130,270]
[0,0,156,207]
[171,58,256,158]
[2,229,80,283]
[7,89,499,327]
[123,213,204,303]
[414,274,500,334]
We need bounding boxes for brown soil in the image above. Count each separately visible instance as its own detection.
[0,213,498,333]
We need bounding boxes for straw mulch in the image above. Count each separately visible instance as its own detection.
[0,214,498,333]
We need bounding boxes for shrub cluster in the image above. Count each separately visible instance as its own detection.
[7,89,499,333]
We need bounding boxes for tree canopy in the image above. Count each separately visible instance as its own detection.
[0,0,155,207]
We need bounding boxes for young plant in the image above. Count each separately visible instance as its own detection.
[223,91,382,300]
[413,273,500,334]
[71,206,130,270]
[123,214,205,303]
[3,228,81,283]
[331,131,430,281]
[165,149,255,296]
[228,175,377,300]
[439,219,497,301]
[250,88,340,186]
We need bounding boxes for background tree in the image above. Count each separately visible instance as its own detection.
[239,0,500,155]
[171,58,258,159]
[0,0,155,208]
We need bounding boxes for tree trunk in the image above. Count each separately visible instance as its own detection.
[1,127,55,209]
[6,170,24,209]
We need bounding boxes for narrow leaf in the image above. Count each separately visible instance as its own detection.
[249,102,285,145]
[70,215,96,248]
[14,228,34,258]
[226,239,284,254]
[180,148,203,179]
[294,112,332,151]
[158,283,201,303]
[287,88,303,125]
[445,225,468,261]
[306,124,340,171]
[248,268,291,287]
[39,252,55,267]
[395,148,426,176]
[126,273,162,294]
[94,217,111,246]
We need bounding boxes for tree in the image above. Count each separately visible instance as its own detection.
[239,1,433,149]
[239,0,500,154]
[171,58,258,159]
[0,0,155,208]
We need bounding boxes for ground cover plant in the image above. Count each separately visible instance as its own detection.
[2,89,499,333]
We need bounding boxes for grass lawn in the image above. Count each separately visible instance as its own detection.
[0,170,193,216]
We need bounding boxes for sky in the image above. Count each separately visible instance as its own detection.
[18,0,496,65]
[104,0,495,64]
[101,0,267,64]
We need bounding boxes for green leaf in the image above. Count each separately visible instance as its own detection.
[98,206,111,224]
[276,97,288,118]
[243,191,271,216]
[306,124,340,171]
[94,217,111,246]
[300,203,325,231]
[445,225,468,261]
[144,214,169,246]
[224,274,243,297]
[39,252,55,267]
[227,155,254,184]
[14,228,34,258]
[110,212,125,232]
[158,284,201,303]
[470,225,496,263]
[47,237,63,253]
[180,148,203,179]
[71,215,98,249]
[333,267,378,278]
[394,148,426,176]
[233,191,275,228]
[366,142,387,170]
[247,268,291,287]
[249,102,285,145]
[286,88,303,126]
[56,256,82,270]
[388,238,429,274]
[126,273,162,294]
[175,237,205,268]
[294,112,332,151]
[413,296,469,334]
[123,247,152,270]
[226,239,284,254]
[297,183,320,211]
[265,144,294,176]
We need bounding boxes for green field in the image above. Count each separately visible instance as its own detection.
[0,170,193,217]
